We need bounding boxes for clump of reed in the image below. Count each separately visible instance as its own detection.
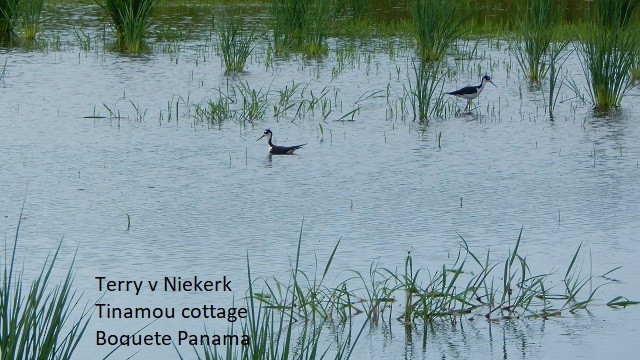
[218,17,256,74]
[406,60,446,124]
[0,0,17,42]
[17,0,44,41]
[271,0,334,57]
[1,207,92,359]
[99,0,158,52]
[512,0,564,82]
[409,0,472,61]
[578,0,640,109]
[0,0,45,43]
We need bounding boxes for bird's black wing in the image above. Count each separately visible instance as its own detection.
[447,86,477,96]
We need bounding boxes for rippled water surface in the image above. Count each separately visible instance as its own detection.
[1,4,639,360]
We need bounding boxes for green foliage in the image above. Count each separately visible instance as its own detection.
[1,208,92,360]
[218,17,256,73]
[578,0,640,109]
[512,0,563,82]
[0,0,18,40]
[407,60,446,124]
[592,0,640,29]
[180,224,365,360]
[271,0,334,57]
[410,0,472,61]
[545,41,571,116]
[100,0,158,52]
[16,0,44,40]
[251,227,632,325]
[176,222,635,360]
[0,0,44,42]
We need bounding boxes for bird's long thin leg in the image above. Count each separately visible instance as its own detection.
[465,99,471,112]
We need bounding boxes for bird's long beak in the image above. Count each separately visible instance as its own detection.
[256,134,266,142]
[489,81,498,88]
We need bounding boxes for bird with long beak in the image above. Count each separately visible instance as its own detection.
[446,75,497,112]
[256,129,305,155]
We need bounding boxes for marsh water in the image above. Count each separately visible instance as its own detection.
[1,3,640,360]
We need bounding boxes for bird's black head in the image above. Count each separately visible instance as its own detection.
[482,75,497,88]
[257,129,273,142]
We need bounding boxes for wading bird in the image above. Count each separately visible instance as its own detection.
[256,129,305,155]
[446,75,497,112]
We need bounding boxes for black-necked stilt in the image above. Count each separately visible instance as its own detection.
[446,75,497,112]
[256,129,305,155]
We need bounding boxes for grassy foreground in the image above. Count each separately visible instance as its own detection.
[178,224,638,360]
[0,205,92,360]
[253,227,638,326]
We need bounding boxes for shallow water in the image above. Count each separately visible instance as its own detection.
[1,4,640,360]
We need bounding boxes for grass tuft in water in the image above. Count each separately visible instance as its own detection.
[1,205,92,359]
[0,0,44,42]
[578,0,640,110]
[512,0,563,82]
[271,0,334,57]
[15,0,44,41]
[407,60,446,124]
[99,0,158,52]
[410,0,472,61]
[218,17,257,74]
